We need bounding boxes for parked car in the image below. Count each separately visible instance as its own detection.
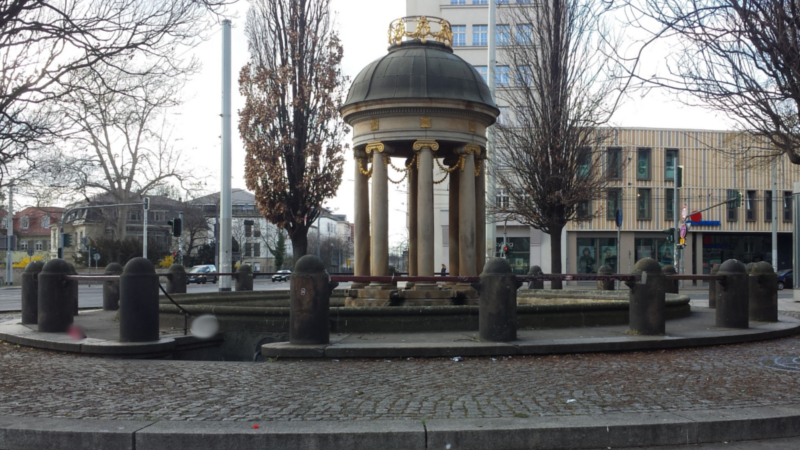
[187,265,218,284]
[777,269,793,290]
[272,270,291,282]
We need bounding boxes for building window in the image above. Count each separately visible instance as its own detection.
[496,66,510,85]
[746,190,757,221]
[41,216,50,229]
[19,241,27,251]
[665,149,678,181]
[497,106,511,126]
[636,148,651,180]
[496,25,510,46]
[472,0,487,3]
[765,190,773,222]
[129,210,140,221]
[254,228,261,238]
[20,216,29,229]
[452,26,466,46]
[577,199,591,220]
[254,243,261,257]
[2,218,6,229]
[245,223,252,237]
[474,65,487,83]
[635,237,674,267]
[727,190,739,222]
[637,189,651,220]
[34,241,42,251]
[577,238,618,274]
[516,24,533,45]
[517,65,532,85]
[451,0,466,4]
[244,242,252,257]
[577,148,591,179]
[606,189,621,220]
[665,188,674,220]
[784,191,792,222]
[606,147,622,180]
[472,25,488,46]
[497,188,509,209]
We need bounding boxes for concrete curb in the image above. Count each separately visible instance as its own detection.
[2,405,800,449]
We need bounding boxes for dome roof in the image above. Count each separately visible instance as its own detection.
[343,41,497,109]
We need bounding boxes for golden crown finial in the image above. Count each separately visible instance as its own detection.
[388,16,453,47]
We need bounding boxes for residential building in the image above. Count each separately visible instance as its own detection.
[0,207,63,259]
[309,210,354,273]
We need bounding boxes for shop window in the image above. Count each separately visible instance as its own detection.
[635,238,674,267]
[765,190,773,222]
[665,149,678,181]
[636,148,651,180]
[577,238,618,273]
[473,25,488,46]
[637,188,651,220]
[452,26,466,46]
[495,237,530,274]
[606,189,621,220]
[606,148,621,180]
[665,188,675,220]
[784,191,792,222]
[746,190,757,221]
[727,190,739,222]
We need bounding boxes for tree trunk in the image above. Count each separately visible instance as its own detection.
[290,230,308,266]
[549,226,563,290]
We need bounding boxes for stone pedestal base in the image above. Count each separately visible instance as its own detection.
[345,286,463,307]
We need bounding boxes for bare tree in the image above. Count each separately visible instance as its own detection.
[238,0,348,262]
[494,0,630,287]
[0,0,227,183]
[51,63,198,239]
[624,0,800,162]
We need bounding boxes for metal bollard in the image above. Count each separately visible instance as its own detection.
[290,255,337,345]
[527,265,543,290]
[708,263,720,309]
[597,265,615,290]
[103,263,123,311]
[717,259,748,329]
[748,261,778,322]
[166,264,187,294]
[67,263,79,316]
[661,265,679,294]
[235,264,254,291]
[119,257,160,342]
[477,258,519,342]
[627,258,665,335]
[21,261,44,325]
[37,259,74,332]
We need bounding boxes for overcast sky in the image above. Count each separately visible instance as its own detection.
[169,0,730,245]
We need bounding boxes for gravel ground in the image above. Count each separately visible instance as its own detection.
[2,321,800,422]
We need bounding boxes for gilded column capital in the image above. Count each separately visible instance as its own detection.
[413,139,439,152]
[365,141,385,154]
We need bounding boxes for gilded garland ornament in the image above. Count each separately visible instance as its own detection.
[388,16,454,47]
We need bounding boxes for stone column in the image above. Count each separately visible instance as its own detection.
[475,150,487,275]
[354,149,370,287]
[415,140,438,287]
[408,158,418,277]
[459,148,477,277]
[448,162,460,278]
[368,142,389,280]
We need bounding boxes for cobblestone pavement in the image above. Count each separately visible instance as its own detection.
[3,318,800,422]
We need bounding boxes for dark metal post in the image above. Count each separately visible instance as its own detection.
[478,258,519,342]
[21,261,44,325]
[235,264,254,291]
[708,263,720,309]
[597,265,614,290]
[662,265,679,294]
[628,258,665,335]
[749,261,778,322]
[717,259,749,329]
[37,259,73,332]
[103,263,123,311]
[166,264,187,294]
[67,263,78,316]
[290,255,335,345]
[526,265,543,290]
[119,257,160,342]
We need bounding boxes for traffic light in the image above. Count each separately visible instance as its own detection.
[167,218,182,237]
[676,165,684,188]
[143,197,150,210]
[503,245,510,257]
[62,233,72,248]
[663,228,675,243]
